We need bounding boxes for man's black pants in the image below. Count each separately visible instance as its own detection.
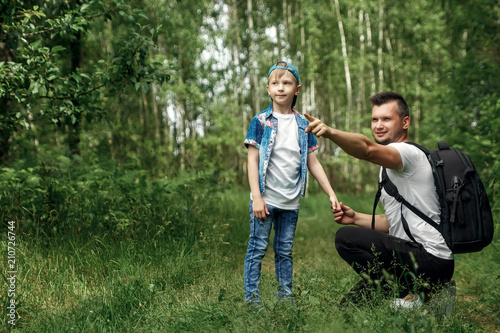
[335,226,454,297]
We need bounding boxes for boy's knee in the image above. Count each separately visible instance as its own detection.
[274,242,293,258]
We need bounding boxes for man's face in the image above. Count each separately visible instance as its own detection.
[371,101,409,145]
[267,71,301,109]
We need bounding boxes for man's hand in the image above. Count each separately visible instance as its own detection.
[304,113,332,139]
[252,196,270,220]
[334,202,356,225]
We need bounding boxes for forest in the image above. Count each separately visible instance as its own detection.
[0,0,499,332]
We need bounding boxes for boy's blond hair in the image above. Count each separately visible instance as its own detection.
[268,68,299,85]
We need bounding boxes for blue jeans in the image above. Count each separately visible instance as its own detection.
[244,201,299,302]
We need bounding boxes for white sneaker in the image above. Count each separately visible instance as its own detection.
[428,280,456,316]
[390,294,423,310]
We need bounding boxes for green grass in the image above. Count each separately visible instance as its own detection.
[1,189,499,332]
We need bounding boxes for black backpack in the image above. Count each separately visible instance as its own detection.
[372,141,494,254]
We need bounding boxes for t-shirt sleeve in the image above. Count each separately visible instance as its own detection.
[244,116,263,149]
[388,143,421,177]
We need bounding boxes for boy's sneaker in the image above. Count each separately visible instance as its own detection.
[245,293,263,311]
[279,295,296,306]
[246,300,263,311]
[390,294,423,310]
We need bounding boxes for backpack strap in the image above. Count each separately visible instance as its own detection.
[372,167,441,243]
[371,176,385,230]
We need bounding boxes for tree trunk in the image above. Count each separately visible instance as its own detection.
[414,60,422,142]
[247,0,261,113]
[333,0,353,130]
[67,30,82,156]
[0,41,14,162]
[357,9,366,133]
[385,23,396,90]
[283,0,288,48]
[178,41,186,170]
[231,0,247,134]
[365,12,376,96]
[150,48,160,141]
[300,2,306,112]
[141,91,150,141]
[377,0,384,91]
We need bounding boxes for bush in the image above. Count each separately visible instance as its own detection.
[0,152,228,241]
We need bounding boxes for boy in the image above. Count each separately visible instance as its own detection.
[243,61,339,305]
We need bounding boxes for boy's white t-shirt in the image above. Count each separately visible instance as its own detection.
[260,112,301,209]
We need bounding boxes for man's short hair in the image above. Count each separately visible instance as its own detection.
[369,92,409,118]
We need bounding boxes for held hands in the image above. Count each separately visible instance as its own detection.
[304,113,332,139]
[333,202,356,225]
[329,195,340,214]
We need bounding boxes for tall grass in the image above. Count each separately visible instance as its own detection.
[1,188,499,332]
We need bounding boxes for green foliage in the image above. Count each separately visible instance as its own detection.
[0,0,499,330]
[421,0,500,209]
[0,0,170,161]
[2,190,498,332]
[0,149,226,238]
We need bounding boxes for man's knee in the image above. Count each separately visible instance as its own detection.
[335,226,358,251]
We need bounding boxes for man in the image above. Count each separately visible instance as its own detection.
[304,92,454,307]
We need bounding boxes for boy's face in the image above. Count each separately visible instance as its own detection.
[267,71,301,110]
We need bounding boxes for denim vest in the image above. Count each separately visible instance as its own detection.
[244,102,319,196]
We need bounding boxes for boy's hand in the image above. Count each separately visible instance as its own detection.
[252,196,270,220]
[304,113,332,138]
[329,195,340,214]
[334,202,356,225]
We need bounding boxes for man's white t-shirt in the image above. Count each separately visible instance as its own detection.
[261,112,301,209]
[381,142,453,260]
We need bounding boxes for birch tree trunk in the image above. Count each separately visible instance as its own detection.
[282,0,288,51]
[230,0,247,134]
[461,30,468,57]
[156,36,167,146]
[365,12,376,96]
[414,60,422,143]
[247,0,261,113]
[67,30,82,156]
[287,2,293,57]
[332,0,353,182]
[300,2,306,112]
[178,42,186,170]
[333,0,353,130]
[150,55,160,141]
[377,0,384,91]
[357,9,365,133]
[385,23,396,90]
[141,92,149,141]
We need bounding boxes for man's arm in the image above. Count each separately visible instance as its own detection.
[307,152,340,212]
[334,202,390,233]
[247,145,269,220]
[304,113,403,170]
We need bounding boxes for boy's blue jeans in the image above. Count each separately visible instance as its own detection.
[244,200,299,303]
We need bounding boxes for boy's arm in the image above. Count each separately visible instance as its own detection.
[248,146,269,220]
[307,152,340,212]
